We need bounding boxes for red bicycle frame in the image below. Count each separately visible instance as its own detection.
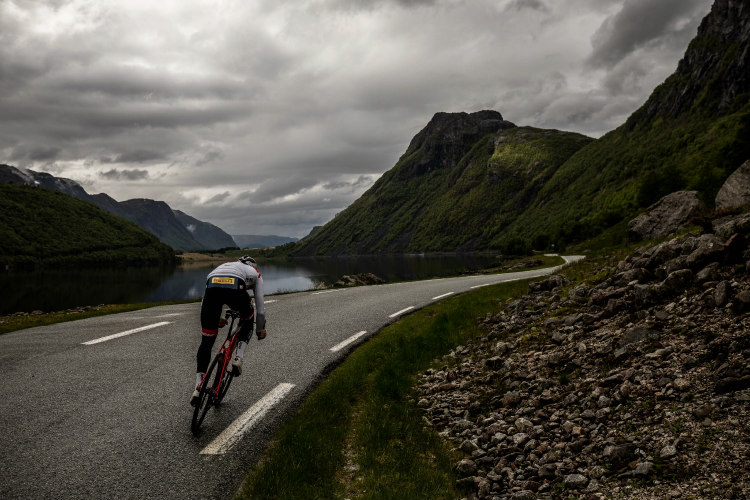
[197,308,255,397]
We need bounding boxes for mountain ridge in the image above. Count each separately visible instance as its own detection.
[232,234,299,249]
[288,0,750,255]
[0,164,235,251]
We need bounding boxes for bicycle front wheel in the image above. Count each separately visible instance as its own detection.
[191,353,221,435]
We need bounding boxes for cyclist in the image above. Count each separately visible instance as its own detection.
[191,255,267,405]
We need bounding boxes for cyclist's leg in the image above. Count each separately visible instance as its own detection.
[228,290,254,374]
[229,290,254,341]
[195,288,223,398]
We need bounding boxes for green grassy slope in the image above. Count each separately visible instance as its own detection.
[504,105,750,248]
[0,184,176,268]
[294,126,591,255]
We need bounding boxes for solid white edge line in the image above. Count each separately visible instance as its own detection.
[470,283,491,289]
[312,289,340,295]
[329,331,368,352]
[200,383,296,455]
[82,321,172,345]
[389,306,414,318]
[432,292,454,300]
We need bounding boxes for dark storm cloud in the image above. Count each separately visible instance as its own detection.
[195,147,225,166]
[205,192,231,204]
[100,168,149,181]
[237,177,319,204]
[102,150,165,164]
[504,0,548,13]
[10,145,62,161]
[54,66,254,101]
[323,175,375,192]
[329,0,438,10]
[589,0,710,68]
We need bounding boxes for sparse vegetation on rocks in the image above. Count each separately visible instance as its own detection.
[416,213,750,500]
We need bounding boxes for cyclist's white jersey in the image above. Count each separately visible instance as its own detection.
[207,261,266,330]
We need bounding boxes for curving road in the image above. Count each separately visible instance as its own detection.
[0,258,581,500]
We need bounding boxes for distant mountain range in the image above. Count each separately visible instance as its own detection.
[0,164,237,251]
[290,0,750,255]
[232,234,298,249]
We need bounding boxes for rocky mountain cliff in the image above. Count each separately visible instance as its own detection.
[0,164,235,251]
[628,0,749,126]
[293,114,591,255]
[290,0,749,256]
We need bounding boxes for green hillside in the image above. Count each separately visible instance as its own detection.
[295,125,591,255]
[289,0,749,255]
[0,184,176,269]
[503,2,750,247]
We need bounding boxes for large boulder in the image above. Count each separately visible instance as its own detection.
[333,273,385,287]
[627,191,704,242]
[715,160,750,211]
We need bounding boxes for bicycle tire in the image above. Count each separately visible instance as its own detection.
[191,353,221,435]
[216,361,234,405]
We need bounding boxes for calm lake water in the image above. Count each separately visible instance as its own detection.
[0,254,503,315]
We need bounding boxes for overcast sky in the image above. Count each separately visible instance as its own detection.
[0,0,713,237]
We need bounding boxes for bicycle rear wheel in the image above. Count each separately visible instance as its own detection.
[191,353,221,435]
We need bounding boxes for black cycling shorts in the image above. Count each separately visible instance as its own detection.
[200,287,254,336]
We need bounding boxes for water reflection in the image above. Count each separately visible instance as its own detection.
[0,254,501,315]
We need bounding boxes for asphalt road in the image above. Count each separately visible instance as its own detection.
[0,258,581,500]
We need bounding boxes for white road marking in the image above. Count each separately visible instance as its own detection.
[329,331,368,352]
[312,289,340,295]
[265,300,278,304]
[389,306,414,318]
[200,383,296,455]
[82,321,172,345]
[470,283,491,289]
[432,292,454,300]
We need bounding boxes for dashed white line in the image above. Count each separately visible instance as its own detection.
[330,331,368,352]
[265,300,278,304]
[432,292,455,300]
[312,289,340,295]
[82,322,172,345]
[200,383,296,455]
[389,306,414,318]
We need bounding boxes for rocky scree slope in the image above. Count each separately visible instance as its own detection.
[417,214,750,500]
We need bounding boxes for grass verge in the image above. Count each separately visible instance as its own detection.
[236,279,535,500]
[0,299,199,335]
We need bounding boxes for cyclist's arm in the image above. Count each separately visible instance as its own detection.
[253,276,266,332]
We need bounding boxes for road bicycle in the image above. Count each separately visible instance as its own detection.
[191,308,252,434]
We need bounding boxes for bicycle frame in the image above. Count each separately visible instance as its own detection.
[197,308,255,399]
